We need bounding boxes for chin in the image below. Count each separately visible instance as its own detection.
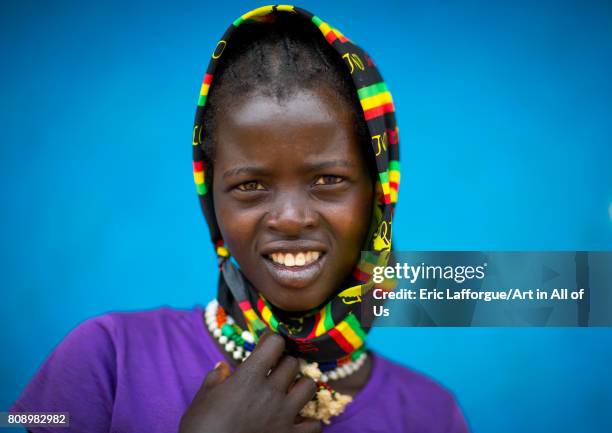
[264,288,331,313]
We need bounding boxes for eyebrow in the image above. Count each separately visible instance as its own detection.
[222,166,268,179]
[308,159,356,170]
[222,159,356,179]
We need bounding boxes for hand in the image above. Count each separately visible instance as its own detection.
[179,331,322,433]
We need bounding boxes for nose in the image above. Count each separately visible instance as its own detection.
[265,190,317,235]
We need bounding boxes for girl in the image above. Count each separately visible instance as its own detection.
[11,5,469,433]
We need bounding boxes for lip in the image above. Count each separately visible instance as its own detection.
[261,250,327,289]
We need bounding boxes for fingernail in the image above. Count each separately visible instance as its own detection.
[214,361,223,369]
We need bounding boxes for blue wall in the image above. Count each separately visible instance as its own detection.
[1,1,611,432]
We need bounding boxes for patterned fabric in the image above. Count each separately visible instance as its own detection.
[192,5,400,364]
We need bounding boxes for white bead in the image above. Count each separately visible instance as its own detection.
[213,328,222,338]
[226,316,234,325]
[337,368,347,379]
[320,374,328,383]
[233,350,243,360]
[244,351,251,358]
[241,331,254,344]
[225,341,236,351]
[219,336,228,344]
[329,371,338,381]
[343,364,352,375]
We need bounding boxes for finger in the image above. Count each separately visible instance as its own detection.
[254,329,280,352]
[192,361,231,404]
[239,331,286,377]
[292,419,322,433]
[257,329,275,344]
[287,376,318,412]
[207,360,231,386]
[268,355,300,392]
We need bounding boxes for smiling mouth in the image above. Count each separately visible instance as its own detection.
[262,251,326,289]
[268,251,321,267]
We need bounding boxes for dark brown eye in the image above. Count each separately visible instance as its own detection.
[236,181,265,191]
[314,175,344,186]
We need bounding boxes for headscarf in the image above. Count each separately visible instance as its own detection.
[192,5,400,366]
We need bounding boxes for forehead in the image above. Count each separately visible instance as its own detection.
[213,88,365,168]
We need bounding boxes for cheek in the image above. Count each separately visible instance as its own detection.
[327,184,374,254]
[212,191,258,260]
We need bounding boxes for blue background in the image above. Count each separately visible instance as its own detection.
[2,0,612,432]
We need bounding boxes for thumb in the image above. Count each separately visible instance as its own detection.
[202,360,231,389]
[188,361,232,408]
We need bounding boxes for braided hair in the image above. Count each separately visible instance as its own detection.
[201,13,375,187]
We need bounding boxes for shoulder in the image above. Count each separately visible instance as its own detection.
[52,306,209,372]
[11,306,205,431]
[13,306,197,389]
[369,352,470,432]
[97,305,201,341]
[39,306,198,353]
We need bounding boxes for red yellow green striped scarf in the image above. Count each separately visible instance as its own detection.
[192,5,400,364]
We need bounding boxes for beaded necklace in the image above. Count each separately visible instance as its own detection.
[204,299,368,380]
[204,299,366,423]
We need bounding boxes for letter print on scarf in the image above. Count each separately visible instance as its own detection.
[192,5,400,364]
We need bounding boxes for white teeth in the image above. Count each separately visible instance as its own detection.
[268,251,322,267]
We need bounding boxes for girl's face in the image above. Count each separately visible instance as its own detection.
[212,87,374,312]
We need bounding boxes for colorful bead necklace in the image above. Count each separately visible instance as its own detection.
[204,299,367,381]
[204,299,366,423]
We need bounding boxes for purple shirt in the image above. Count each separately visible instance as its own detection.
[11,306,470,432]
